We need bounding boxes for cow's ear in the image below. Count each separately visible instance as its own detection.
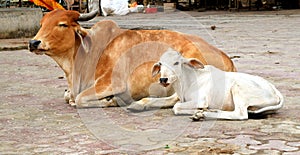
[75,27,88,38]
[185,58,204,69]
[75,27,90,53]
[152,62,161,77]
[67,10,80,22]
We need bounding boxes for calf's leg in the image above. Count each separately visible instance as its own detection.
[172,100,208,115]
[192,88,248,120]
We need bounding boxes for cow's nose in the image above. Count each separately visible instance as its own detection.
[29,40,41,51]
[159,78,168,84]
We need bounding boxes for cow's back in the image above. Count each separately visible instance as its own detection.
[182,34,236,72]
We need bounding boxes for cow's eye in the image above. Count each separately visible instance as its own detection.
[173,62,179,65]
[58,23,68,27]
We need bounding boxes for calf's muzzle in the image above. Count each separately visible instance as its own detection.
[159,78,169,87]
[159,78,168,84]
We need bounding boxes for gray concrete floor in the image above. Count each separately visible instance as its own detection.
[0,10,299,154]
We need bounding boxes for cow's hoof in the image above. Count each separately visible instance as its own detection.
[69,100,76,107]
[190,110,204,121]
[64,89,71,103]
[127,103,145,112]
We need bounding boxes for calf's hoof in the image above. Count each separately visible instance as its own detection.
[190,110,205,121]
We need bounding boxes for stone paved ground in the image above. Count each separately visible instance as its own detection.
[0,10,300,154]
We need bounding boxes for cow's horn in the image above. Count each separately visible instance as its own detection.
[78,9,99,21]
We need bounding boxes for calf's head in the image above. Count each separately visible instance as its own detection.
[29,10,88,56]
[152,49,204,87]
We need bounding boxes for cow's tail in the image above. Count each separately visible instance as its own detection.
[252,84,284,114]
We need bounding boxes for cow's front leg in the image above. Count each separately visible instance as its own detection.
[127,93,179,111]
[75,85,118,108]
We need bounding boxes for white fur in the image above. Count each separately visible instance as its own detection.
[157,49,284,120]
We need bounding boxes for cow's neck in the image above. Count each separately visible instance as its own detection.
[50,47,76,88]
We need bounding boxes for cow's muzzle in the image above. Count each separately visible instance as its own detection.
[159,78,169,87]
[29,40,41,51]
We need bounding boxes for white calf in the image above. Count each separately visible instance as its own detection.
[152,49,284,120]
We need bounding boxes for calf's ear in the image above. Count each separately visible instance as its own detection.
[185,58,204,69]
[152,63,161,77]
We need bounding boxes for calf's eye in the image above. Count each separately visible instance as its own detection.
[174,62,179,65]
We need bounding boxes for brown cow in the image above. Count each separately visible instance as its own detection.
[29,10,236,110]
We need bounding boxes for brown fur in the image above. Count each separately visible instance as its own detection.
[30,10,236,107]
